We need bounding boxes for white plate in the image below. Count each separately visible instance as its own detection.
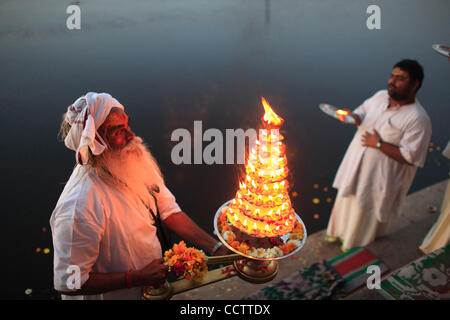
[432,44,450,58]
[213,200,307,261]
[319,103,355,124]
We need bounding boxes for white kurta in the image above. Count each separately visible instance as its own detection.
[332,90,432,223]
[50,165,181,300]
[419,140,450,254]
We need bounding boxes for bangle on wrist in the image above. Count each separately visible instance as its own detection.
[125,271,132,288]
[210,242,223,255]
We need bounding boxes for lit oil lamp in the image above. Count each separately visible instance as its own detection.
[211,96,307,284]
[336,109,349,122]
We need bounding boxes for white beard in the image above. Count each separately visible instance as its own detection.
[95,136,164,207]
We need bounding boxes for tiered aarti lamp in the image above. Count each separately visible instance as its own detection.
[214,97,307,283]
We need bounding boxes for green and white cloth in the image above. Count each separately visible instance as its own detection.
[379,244,450,300]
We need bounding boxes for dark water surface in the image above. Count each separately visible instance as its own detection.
[0,0,449,299]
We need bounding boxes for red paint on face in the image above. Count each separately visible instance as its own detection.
[102,109,135,150]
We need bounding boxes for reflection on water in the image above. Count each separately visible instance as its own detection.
[0,0,449,299]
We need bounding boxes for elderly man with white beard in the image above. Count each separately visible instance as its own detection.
[50,92,229,300]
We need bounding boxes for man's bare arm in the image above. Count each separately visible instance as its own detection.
[351,113,362,126]
[164,211,228,255]
[378,141,412,165]
[59,259,167,296]
[361,129,412,165]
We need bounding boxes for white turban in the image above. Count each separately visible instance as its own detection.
[64,92,125,165]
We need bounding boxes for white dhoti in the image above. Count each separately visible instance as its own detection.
[326,192,391,250]
[419,179,450,254]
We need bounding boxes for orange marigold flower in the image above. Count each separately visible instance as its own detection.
[290,233,300,240]
[163,241,208,282]
[279,244,293,255]
[226,234,235,244]
[222,224,233,233]
[237,242,250,254]
[231,241,240,249]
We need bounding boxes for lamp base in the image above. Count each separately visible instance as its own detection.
[233,259,278,283]
[142,281,173,300]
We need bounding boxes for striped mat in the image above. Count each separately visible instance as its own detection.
[379,244,450,300]
[327,247,389,294]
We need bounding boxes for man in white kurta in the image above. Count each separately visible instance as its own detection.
[51,163,180,299]
[51,92,228,299]
[326,60,432,251]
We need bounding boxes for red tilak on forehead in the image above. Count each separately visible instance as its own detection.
[104,110,128,127]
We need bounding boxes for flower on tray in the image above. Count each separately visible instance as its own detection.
[223,230,236,243]
[163,241,208,282]
[279,241,297,255]
[291,221,304,234]
[219,210,303,258]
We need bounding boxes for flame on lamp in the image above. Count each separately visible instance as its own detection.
[223,96,296,238]
[261,97,284,128]
[336,109,348,121]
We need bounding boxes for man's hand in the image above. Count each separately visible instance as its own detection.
[361,129,381,148]
[131,258,168,288]
[213,244,232,256]
[361,130,412,165]
[338,108,361,126]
